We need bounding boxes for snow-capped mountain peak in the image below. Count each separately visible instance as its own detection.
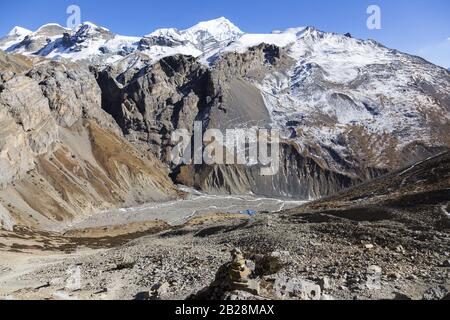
[137,17,244,64]
[7,26,32,37]
[76,21,111,36]
[33,21,140,64]
[82,21,110,31]
[147,28,182,39]
[71,21,113,43]
[180,17,243,53]
[147,17,242,40]
[31,23,70,36]
[182,17,243,42]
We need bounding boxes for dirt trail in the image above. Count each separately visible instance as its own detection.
[0,248,101,299]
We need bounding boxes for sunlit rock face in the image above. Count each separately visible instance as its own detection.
[0,51,178,230]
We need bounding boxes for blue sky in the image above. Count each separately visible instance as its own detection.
[0,0,449,67]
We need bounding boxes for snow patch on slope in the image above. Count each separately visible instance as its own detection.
[223,33,296,54]
[140,45,202,62]
[253,27,450,159]
[287,28,392,83]
[47,34,140,63]
[35,23,70,33]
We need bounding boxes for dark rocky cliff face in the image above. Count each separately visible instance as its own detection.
[173,142,361,199]
[96,55,217,163]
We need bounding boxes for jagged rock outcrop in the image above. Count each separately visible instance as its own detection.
[191,248,323,300]
[205,44,293,129]
[0,53,178,230]
[97,54,216,163]
[0,50,33,75]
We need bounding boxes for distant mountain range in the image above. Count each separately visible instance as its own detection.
[0,18,243,65]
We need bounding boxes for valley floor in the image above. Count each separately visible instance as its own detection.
[0,201,449,300]
[56,188,307,233]
[0,193,306,299]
